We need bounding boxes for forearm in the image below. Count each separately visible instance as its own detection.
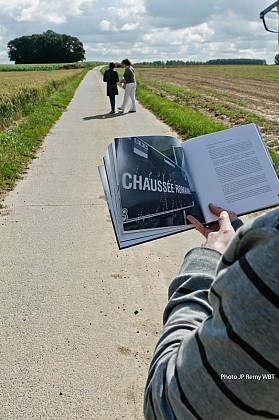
[144,208,279,419]
[145,247,220,419]
[156,220,242,364]
[164,247,220,325]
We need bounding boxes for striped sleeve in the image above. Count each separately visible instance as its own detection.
[144,208,279,420]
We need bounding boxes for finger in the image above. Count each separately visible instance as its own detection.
[208,203,224,217]
[218,211,233,231]
[187,215,208,237]
[209,202,238,222]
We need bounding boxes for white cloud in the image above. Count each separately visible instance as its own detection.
[99,19,117,32]
[16,6,67,24]
[2,0,94,23]
[121,22,139,31]
[0,0,277,64]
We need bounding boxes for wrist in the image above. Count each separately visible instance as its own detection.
[203,229,235,254]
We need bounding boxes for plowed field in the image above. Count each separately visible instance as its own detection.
[137,65,279,152]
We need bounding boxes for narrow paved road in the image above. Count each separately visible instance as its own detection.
[0,67,201,419]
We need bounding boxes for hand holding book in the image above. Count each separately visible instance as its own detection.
[187,203,238,254]
[99,124,279,249]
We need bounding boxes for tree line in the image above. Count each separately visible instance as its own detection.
[137,58,267,66]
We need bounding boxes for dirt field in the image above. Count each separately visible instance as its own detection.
[137,65,279,152]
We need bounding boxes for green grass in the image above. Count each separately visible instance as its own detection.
[269,150,279,172]
[0,67,92,193]
[136,82,225,140]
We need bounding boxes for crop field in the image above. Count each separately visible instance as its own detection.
[0,63,89,71]
[136,65,279,154]
[0,69,84,94]
[0,68,85,129]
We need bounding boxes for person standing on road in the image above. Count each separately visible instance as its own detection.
[118,59,136,113]
[144,2,279,418]
[103,62,119,114]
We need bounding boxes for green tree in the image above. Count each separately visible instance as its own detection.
[275,53,279,64]
[7,30,85,64]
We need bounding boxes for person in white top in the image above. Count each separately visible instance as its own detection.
[118,58,137,113]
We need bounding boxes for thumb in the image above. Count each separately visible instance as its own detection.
[218,211,233,231]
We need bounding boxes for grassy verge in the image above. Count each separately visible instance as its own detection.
[269,150,279,171]
[136,82,226,139]
[136,81,279,173]
[0,68,90,194]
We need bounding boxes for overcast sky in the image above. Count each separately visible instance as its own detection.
[0,0,278,65]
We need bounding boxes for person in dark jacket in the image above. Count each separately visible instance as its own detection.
[103,62,119,114]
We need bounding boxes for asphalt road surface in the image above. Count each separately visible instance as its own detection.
[0,67,202,420]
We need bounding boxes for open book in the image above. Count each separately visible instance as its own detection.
[99,123,279,249]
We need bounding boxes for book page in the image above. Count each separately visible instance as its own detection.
[182,124,279,222]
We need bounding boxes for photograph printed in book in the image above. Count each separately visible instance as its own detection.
[114,135,204,232]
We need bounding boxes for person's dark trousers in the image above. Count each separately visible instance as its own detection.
[109,95,115,111]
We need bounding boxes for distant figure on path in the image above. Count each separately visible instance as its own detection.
[118,59,136,113]
[103,62,119,114]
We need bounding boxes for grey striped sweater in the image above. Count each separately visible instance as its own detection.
[144,207,279,419]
